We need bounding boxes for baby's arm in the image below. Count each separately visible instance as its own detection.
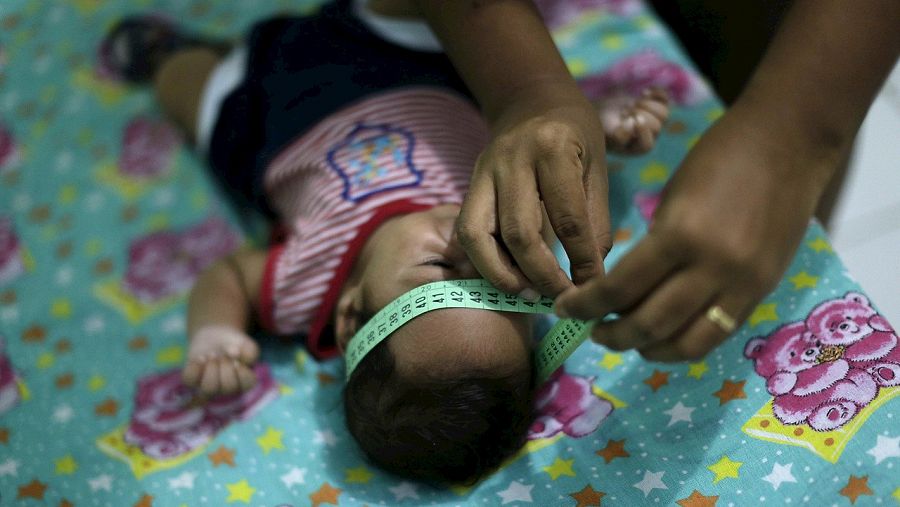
[182,248,267,396]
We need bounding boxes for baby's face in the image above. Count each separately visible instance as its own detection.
[342,204,534,373]
[356,203,480,310]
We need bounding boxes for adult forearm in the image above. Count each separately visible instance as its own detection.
[413,0,585,123]
[736,0,900,185]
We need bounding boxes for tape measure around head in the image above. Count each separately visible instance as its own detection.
[344,279,598,382]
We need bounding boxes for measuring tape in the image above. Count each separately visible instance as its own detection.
[345,279,598,381]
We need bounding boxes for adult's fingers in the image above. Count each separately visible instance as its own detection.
[555,234,679,319]
[589,270,714,351]
[638,291,753,362]
[495,163,572,296]
[538,150,608,285]
[456,175,531,294]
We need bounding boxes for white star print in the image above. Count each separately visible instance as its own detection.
[633,470,668,497]
[0,458,19,477]
[389,482,420,501]
[867,434,900,465]
[663,401,696,426]
[762,462,797,490]
[313,430,338,447]
[88,474,112,491]
[161,315,185,334]
[56,266,73,286]
[168,471,196,490]
[84,315,105,334]
[280,467,306,488]
[497,481,534,504]
[53,403,74,423]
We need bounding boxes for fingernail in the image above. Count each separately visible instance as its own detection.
[518,288,540,302]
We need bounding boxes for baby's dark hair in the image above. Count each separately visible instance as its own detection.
[343,337,536,485]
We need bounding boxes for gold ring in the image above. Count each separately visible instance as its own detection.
[705,305,736,333]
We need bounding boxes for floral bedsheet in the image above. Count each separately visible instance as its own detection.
[1,0,897,505]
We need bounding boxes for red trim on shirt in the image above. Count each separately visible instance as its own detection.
[305,199,432,360]
[259,242,286,334]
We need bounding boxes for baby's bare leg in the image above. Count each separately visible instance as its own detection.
[595,88,670,154]
[152,48,221,143]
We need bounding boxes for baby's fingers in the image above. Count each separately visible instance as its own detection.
[199,359,223,396]
[218,360,240,395]
[182,360,204,388]
[236,363,258,392]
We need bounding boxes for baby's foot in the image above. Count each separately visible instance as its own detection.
[596,88,670,154]
[182,325,260,396]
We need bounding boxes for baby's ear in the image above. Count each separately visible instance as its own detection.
[335,286,364,355]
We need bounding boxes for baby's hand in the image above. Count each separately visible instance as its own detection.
[596,87,670,154]
[182,325,260,396]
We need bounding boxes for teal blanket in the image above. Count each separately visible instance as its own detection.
[1,0,897,505]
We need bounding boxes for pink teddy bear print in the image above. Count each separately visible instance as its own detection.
[744,321,878,432]
[806,292,900,387]
[528,368,613,440]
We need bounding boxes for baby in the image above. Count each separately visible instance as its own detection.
[101,0,668,484]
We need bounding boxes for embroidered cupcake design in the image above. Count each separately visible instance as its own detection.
[327,123,423,202]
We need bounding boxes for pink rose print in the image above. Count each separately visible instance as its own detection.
[806,292,900,387]
[118,116,181,178]
[534,0,641,29]
[745,321,878,431]
[0,337,20,415]
[528,367,613,440]
[0,123,19,173]
[0,216,24,286]
[124,364,278,459]
[577,50,711,105]
[634,190,661,224]
[122,216,239,303]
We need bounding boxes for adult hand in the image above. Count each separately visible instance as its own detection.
[456,85,611,298]
[555,102,840,361]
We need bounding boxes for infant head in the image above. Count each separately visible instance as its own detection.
[335,204,537,483]
[343,308,535,484]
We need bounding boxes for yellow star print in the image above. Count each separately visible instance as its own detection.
[686,361,708,379]
[345,466,374,484]
[257,427,284,454]
[155,345,183,365]
[788,271,819,290]
[88,374,106,391]
[37,352,55,369]
[640,162,668,184]
[55,454,78,475]
[51,298,72,318]
[225,479,255,503]
[749,303,779,327]
[543,457,576,480]
[807,237,833,253]
[707,455,742,484]
[892,487,900,502]
[598,353,623,370]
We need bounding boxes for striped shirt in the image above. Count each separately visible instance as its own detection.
[259,87,489,359]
